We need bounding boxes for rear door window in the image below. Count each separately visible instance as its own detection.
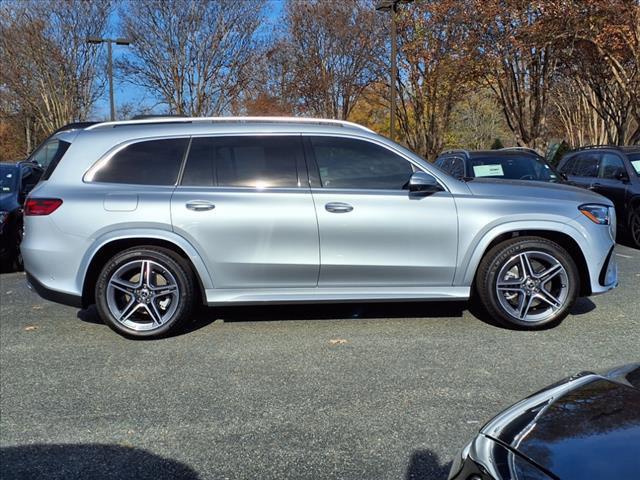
[89,138,188,185]
[181,136,302,188]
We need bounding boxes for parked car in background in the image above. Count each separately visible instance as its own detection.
[26,122,96,170]
[448,363,640,480]
[558,145,640,248]
[0,161,43,271]
[434,148,564,183]
[22,117,617,338]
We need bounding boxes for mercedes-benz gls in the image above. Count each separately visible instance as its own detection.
[22,117,618,338]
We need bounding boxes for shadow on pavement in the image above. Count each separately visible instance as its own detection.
[406,449,453,480]
[570,297,596,315]
[214,301,467,323]
[75,295,597,337]
[0,443,199,480]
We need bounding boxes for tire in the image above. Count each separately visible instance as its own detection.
[95,246,195,338]
[629,206,640,249]
[475,237,579,329]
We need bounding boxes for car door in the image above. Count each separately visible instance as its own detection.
[305,135,458,287]
[171,135,319,289]
[560,152,599,188]
[591,152,630,216]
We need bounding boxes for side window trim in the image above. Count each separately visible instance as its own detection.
[302,134,447,192]
[175,137,194,186]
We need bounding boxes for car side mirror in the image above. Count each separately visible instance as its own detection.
[408,172,443,194]
[616,171,629,182]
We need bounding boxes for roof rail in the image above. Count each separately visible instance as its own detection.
[572,144,621,152]
[439,149,470,158]
[85,116,374,133]
[501,147,539,153]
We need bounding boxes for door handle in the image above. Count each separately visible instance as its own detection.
[325,202,353,213]
[186,200,215,211]
[589,183,602,190]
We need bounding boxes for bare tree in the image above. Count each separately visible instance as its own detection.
[558,0,640,144]
[281,0,385,120]
[0,0,111,143]
[468,0,564,151]
[551,79,608,147]
[394,0,472,159]
[447,89,514,150]
[118,0,265,117]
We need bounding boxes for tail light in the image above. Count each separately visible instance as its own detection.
[25,198,63,216]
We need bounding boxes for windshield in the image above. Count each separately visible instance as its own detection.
[0,165,19,193]
[469,155,560,182]
[629,153,640,176]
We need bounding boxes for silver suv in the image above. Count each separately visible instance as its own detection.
[22,117,618,338]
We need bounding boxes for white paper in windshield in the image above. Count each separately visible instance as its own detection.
[632,160,640,174]
[473,164,504,177]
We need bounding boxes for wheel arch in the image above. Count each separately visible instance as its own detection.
[461,226,592,297]
[79,232,212,308]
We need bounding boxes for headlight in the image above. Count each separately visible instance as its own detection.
[579,204,610,225]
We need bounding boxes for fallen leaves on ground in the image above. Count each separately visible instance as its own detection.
[328,338,348,345]
[24,325,38,331]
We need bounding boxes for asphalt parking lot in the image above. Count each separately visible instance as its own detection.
[1,244,639,480]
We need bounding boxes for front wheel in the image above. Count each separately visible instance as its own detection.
[95,247,195,338]
[475,237,579,329]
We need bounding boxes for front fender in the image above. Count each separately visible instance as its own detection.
[76,228,215,292]
[456,218,591,287]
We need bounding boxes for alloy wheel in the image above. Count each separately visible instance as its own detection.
[495,251,569,323]
[106,259,180,331]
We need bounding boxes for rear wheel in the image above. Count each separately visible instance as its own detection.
[96,247,195,338]
[476,237,579,329]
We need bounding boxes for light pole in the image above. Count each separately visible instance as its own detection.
[87,37,132,121]
[376,0,413,141]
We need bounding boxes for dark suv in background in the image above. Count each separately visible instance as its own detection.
[0,161,43,271]
[435,148,563,183]
[558,146,640,248]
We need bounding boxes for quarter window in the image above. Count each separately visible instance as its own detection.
[40,140,71,181]
[90,138,188,185]
[181,136,302,188]
[309,136,415,190]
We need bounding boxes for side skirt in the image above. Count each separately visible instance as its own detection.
[205,286,470,306]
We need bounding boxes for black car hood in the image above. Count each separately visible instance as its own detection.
[481,365,640,479]
[0,192,19,212]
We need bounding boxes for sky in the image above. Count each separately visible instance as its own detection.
[92,0,286,120]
